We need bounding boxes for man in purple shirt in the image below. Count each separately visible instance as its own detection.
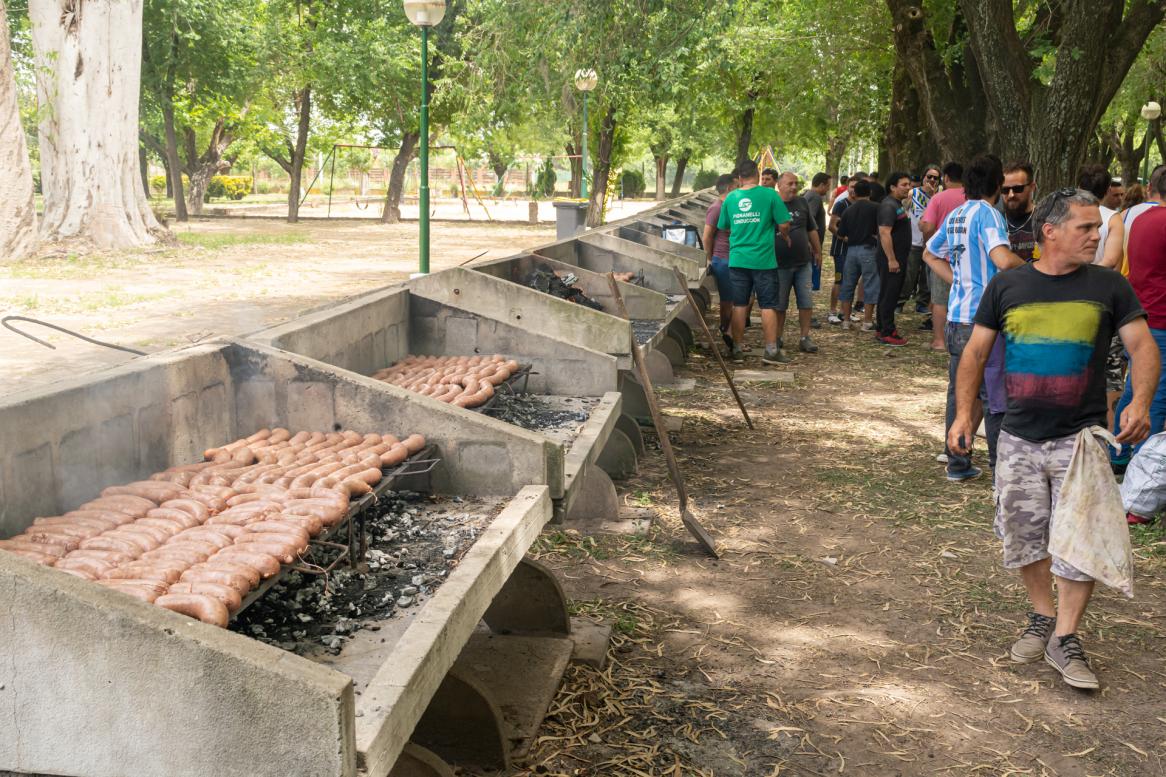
[703,173,737,349]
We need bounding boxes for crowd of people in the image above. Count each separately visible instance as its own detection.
[703,153,1166,692]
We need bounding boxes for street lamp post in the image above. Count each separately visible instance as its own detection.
[404,0,446,276]
[1142,100,1162,184]
[574,69,597,199]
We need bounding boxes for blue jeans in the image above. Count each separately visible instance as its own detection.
[709,257,732,302]
[840,244,878,308]
[729,267,779,308]
[1113,326,1166,460]
[945,322,1004,471]
[776,263,814,310]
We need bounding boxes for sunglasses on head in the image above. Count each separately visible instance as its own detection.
[1001,184,1031,195]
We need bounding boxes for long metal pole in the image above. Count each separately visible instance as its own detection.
[419,26,431,274]
[1144,121,1154,184]
[580,91,589,200]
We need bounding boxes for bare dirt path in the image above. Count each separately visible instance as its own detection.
[503,301,1166,777]
[0,219,553,396]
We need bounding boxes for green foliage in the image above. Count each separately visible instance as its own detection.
[621,169,646,198]
[149,175,168,193]
[206,175,251,200]
[534,159,557,198]
[692,169,720,190]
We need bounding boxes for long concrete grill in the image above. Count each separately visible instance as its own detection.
[0,339,572,777]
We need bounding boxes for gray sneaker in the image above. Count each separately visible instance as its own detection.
[1010,612,1056,663]
[731,346,746,364]
[799,336,819,353]
[1045,633,1099,689]
[761,347,790,365]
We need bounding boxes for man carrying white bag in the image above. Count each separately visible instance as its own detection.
[950,188,1159,690]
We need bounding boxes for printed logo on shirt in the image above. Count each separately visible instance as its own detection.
[739,198,753,212]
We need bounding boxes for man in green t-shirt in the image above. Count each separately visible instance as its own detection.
[717,159,792,363]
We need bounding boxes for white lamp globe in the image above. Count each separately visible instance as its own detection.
[574,69,598,92]
[1142,101,1162,121]
[403,0,446,27]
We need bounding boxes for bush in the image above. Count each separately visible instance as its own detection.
[207,175,251,201]
[149,174,167,194]
[692,169,720,191]
[621,169,646,198]
[533,159,557,199]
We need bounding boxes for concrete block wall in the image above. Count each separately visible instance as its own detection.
[0,344,236,537]
[1,555,356,777]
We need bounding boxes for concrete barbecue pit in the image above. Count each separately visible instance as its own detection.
[0,339,592,777]
[251,282,640,526]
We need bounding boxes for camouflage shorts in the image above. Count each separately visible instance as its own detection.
[994,430,1091,581]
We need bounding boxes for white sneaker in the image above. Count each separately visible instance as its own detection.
[827,313,843,325]
[861,322,875,331]
[849,312,862,322]
[936,453,948,464]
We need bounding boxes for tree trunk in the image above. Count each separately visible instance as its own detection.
[585,106,617,228]
[959,0,1166,190]
[184,122,234,217]
[565,141,582,198]
[286,86,312,223]
[29,0,162,248]
[670,155,688,197]
[882,55,941,173]
[653,154,668,200]
[487,148,510,197]
[1105,123,1146,186]
[139,144,150,198]
[735,101,755,168]
[381,130,419,224]
[824,136,847,183]
[161,102,188,222]
[0,0,36,260]
[885,1,991,164]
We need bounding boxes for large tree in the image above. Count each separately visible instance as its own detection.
[30,0,163,247]
[0,0,35,259]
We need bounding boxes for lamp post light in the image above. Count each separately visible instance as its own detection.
[1142,100,1162,185]
[404,0,446,275]
[574,69,597,199]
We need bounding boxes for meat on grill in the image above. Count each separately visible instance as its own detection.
[371,354,521,409]
[0,427,425,628]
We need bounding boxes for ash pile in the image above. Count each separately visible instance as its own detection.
[482,393,595,436]
[632,319,664,345]
[230,492,489,655]
[523,265,603,310]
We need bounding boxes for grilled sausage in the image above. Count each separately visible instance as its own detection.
[167,581,243,613]
[155,593,229,628]
[209,548,282,577]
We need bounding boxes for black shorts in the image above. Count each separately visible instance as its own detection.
[729,267,779,309]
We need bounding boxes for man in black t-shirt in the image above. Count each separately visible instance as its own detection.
[949,189,1158,692]
[1002,161,1038,263]
[875,172,913,345]
[835,180,881,331]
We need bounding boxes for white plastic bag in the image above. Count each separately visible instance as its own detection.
[1121,431,1166,518]
[1048,427,1134,598]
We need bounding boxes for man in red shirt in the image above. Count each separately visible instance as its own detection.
[1114,172,1166,470]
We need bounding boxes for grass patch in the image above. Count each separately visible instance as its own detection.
[175,230,310,249]
[1130,519,1166,558]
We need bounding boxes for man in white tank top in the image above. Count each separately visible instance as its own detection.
[1078,165,1123,267]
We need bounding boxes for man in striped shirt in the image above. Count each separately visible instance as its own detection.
[924,154,1023,481]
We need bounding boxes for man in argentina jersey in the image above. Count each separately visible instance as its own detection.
[923,154,1023,481]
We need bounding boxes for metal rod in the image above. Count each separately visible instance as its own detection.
[1,316,147,356]
[606,274,717,557]
[670,268,753,429]
[327,144,337,218]
[581,91,589,200]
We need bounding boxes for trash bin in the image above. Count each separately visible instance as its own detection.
[662,221,702,248]
[553,200,589,238]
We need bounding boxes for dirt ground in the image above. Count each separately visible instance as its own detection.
[500,303,1166,777]
[0,218,555,395]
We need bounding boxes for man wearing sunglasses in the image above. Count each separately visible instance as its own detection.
[1002,162,1039,263]
[948,188,1156,690]
[900,165,941,315]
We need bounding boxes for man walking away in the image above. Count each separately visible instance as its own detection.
[876,172,913,346]
[836,179,880,332]
[923,154,1022,480]
[1113,168,1166,473]
[717,159,792,364]
[901,165,940,313]
[774,171,822,358]
[1002,162,1038,263]
[950,188,1156,689]
[1119,165,1165,277]
[703,173,737,349]
[922,162,967,351]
